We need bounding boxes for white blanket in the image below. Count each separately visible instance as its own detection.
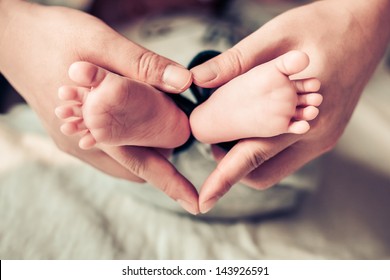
[1,9,390,260]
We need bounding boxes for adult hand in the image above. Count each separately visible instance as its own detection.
[0,0,198,214]
[191,0,390,213]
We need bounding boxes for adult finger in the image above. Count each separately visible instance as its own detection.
[90,30,193,93]
[59,138,200,215]
[198,134,300,214]
[190,21,293,88]
[104,145,200,215]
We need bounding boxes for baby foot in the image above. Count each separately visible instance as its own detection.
[190,50,323,143]
[55,62,190,149]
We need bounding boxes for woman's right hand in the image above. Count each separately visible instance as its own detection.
[0,0,199,214]
[190,0,390,213]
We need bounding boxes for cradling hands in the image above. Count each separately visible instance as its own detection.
[190,0,390,213]
[0,1,199,214]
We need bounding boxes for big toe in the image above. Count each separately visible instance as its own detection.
[275,50,310,76]
[68,61,107,88]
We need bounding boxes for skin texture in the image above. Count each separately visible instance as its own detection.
[0,0,199,215]
[55,62,191,150]
[191,0,390,213]
[56,51,322,150]
[1,0,390,215]
[190,50,322,143]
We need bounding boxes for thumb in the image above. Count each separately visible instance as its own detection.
[190,25,292,88]
[99,34,193,93]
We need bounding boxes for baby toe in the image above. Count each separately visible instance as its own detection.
[287,120,310,134]
[68,61,108,88]
[294,78,321,93]
[60,120,87,136]
[298,93,323,107]
[58,85,89,103]
[79,132,96,150]
[55,104,82,119]
[295,106,319,121]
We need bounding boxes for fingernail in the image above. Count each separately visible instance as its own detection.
[177,199,199,216]
[191,64,218,84]
[200,196,219,214]
[163,65,192,91]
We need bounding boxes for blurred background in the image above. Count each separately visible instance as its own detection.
[0,0,389,259]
